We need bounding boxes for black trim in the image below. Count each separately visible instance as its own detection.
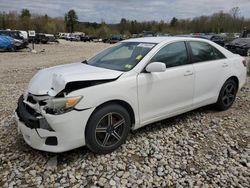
[56,78,120,97]
[73,107,92,112]
[16,95,53,131]
[185,41,193,64]
[16,95,40,129]
[45,137,58,146]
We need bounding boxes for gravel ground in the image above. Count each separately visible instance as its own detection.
[0,41,249,188]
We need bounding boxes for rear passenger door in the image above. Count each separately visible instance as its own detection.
[188,41,230,107]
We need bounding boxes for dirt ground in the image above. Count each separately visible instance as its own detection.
[0,40,249,187]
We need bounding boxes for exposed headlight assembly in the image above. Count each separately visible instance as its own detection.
[45,96,82,114]
[13,39,22,46]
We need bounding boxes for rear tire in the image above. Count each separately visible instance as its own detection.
[85,104,131,154]
[214,79,237,111]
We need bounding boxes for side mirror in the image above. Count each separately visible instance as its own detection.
[145,62,166,73]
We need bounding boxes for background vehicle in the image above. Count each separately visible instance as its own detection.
[15,37,247,154]
[226,38,250,56]
[0,35,13,51]
[199,34,225,46]
[109,34,123,43]
[0,30,29,49]
[241,29,250,38]
[190,33,225,46]
[156,33,170,37]
[142,31,156,37]
[80,35,97,42]
[19,31,28,40]
[64,32,84,41]
[28,33,58,44]
[29,33,49,44]
[45,34,59,43]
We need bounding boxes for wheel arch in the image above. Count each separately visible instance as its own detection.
[227,76,239,91]
[216,75,239,102]
[87,99,136,129]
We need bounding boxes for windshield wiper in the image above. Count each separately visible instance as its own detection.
[81,60,88,64]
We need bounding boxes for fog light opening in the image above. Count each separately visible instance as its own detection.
[45,137,58,146]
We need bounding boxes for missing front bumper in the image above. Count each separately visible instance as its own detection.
[16,95,53,131]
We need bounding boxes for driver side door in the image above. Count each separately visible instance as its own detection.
[137,41,195,125]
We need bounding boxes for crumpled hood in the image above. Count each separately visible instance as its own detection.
[27,63,123,96]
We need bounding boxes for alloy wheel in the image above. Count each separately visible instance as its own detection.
[222,83,236,106]
[95,112,125,147]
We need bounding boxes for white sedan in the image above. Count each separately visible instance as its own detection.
[15,37,247,154]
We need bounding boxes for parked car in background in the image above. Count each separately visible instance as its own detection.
[199,34,225,46]
[241,30,250,38]
[93,38,103,42]
[109,35,123,44]
[191,34,225,46]
[102,37,110,43]
[57,32,67,39]
[0,30,29,48]
[65,33,71,41]
[80,35,97,42]
[29,33,49,44]
[59,33,70,39]
[143,31,155,37]
[29,33,58,44]
[45,34,59,43]
[226,38,250,56]
[156,33,170,37]
[0,35,14,51]
[19,31,28,40]
[233,33,241,38]
[132,33,143,38]
[15,37,247,154]
[70,33,85,41]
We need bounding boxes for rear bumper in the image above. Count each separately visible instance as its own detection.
[15,95,94,153]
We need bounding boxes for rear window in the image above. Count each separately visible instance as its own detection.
[189,41,225,63]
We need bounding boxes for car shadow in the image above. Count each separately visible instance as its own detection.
[131,105,215,135]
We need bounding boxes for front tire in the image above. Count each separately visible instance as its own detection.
[85,104,131,154]
[214,79,237,111]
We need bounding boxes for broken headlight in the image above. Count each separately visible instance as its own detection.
[44,96,82,114]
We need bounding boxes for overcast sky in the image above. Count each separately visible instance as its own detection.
[1,0,250,23]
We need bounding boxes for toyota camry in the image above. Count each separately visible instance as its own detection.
[15,37,247,154]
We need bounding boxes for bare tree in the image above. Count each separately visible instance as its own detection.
[230,7,240,19]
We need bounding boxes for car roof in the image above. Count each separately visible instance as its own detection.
[122,36,208,44]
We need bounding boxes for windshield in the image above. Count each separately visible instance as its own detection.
[86,42,155,71]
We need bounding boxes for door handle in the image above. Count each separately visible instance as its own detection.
[222,63,229,68]
[184,70,193,76]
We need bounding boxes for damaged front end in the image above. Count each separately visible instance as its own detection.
[226,38,250,56]
[16,92,83,131]
[16,94,53,131]
[15,63,123,151]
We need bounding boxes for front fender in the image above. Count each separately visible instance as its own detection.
[67,76,140,127]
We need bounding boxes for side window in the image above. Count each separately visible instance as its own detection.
[150,42,188,68]
[213,47,226,60]
[189,41,225,63]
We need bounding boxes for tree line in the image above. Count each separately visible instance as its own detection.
[0,7,250,38]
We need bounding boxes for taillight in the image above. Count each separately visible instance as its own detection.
[242,59,247,67]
